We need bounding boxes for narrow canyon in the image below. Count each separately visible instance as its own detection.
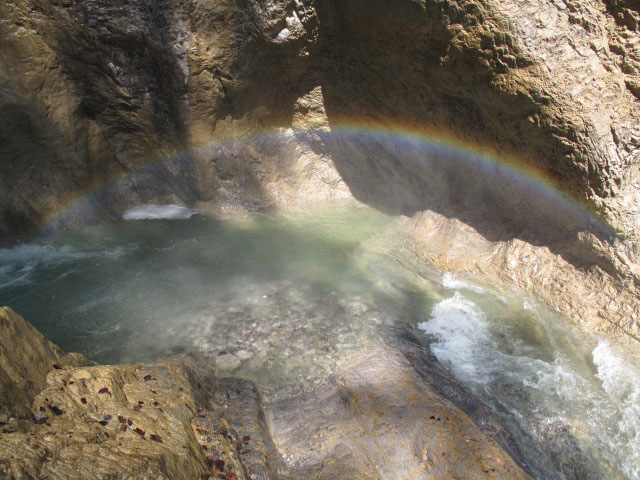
[1,0,639,479]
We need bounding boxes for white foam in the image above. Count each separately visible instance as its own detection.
[420,295,640,479]
[523,297,536,310]
[0,243,133,265]
[521,359,584,399]
[593,341,640,399]
[418,292,493,381]
[0,245,84,289]
[0,243,135,289]
[276,28,290,41]
[0,244,79,264]
[592,341,640,479]
[122,204,198,220]
[441,272,486,293]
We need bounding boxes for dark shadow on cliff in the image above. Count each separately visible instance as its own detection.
[0,97,92,245]
[5,0,315,241]
[603,0,640,28]
[0,0,200,244]
[47,0,188,146]
[306,0,622,276]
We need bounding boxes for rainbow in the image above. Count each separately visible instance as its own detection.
[38,120,614,238]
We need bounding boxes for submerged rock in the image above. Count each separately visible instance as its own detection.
[0,308,531,479]
[216,353,242,371]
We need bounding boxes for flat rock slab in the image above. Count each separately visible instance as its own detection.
[266,343,529,480]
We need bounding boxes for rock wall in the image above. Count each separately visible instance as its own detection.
[1,0,639,341]
[311,0,640,229]
[2,0,639,236]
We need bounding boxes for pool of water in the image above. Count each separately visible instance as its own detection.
[0,206,638,479]
[0,206,415,398]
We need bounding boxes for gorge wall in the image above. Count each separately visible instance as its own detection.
[1,0,640,341]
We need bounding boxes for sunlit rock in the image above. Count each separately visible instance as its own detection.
[0,310,532,479]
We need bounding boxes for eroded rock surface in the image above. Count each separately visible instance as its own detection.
[0,309,532,479]
[0,0,638,237]
[0,308,281,480]
[266,343,529,480]
[0,307,90,422]
[398,211,640,340]
[1,0,639,343]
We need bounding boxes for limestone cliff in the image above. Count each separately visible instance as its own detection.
[0,0,639,340]
[2,0,639,235]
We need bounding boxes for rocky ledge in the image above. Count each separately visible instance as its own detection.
[0,307,531,480]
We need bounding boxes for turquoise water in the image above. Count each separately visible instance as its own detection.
[0,207,392,365]
[0,206,638,479]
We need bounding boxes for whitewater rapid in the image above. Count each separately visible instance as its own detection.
[122,204,199,220]
[419,278,640,479]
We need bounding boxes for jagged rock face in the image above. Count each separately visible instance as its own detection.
[0,308,283,479]
[311,0,640,227]
[1,1,639,335]
[0,309,531,479]
[1,0,639,238]
[0,307,90,422]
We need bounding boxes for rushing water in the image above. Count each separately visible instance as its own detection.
[0,206,638,479]
[418,275,640,480]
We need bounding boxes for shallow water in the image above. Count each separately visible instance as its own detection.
[0,206,638,479]
[0,207,409,398]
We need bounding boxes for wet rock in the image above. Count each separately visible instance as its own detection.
[265,343,530,479]
[0,309,531,479]
[216,354,242,372]
[397,211,640,342]
[209,378,283,479]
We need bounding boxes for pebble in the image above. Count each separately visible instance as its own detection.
[235,350,253,361]
[216,354,241,371]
